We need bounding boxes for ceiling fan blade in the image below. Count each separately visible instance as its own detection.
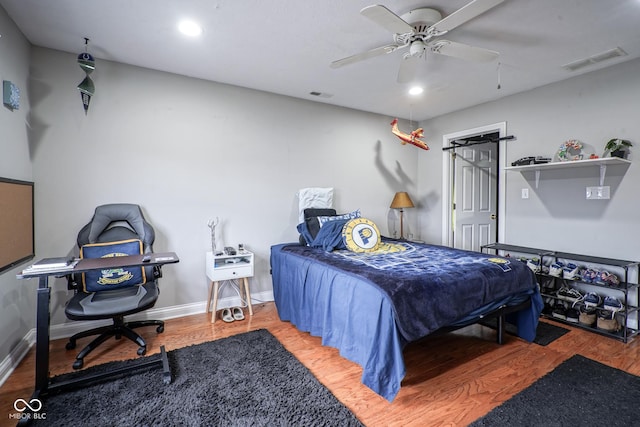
[397,55,420,83]
[330,44,400,69]
[431,0,505,33]
[360,5,414,34]
[430,40,499,62]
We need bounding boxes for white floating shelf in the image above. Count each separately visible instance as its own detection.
[505,157,631,188]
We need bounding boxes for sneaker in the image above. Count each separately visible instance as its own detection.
[526,258,541,273]
[600,271,621,287]
[579,306,596,326]
[556,286,583,303]
[565,307,580,323]
[562,263,580,280]
[581,268,598,283]
[551,302,567,320]
[582,292,602,308]
[603,296,625,313]
[549,262,565,277]
[597,309,620,332]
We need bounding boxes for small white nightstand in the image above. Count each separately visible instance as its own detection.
[205,250,254,323]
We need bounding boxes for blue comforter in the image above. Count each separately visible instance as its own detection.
[270,240,543,401]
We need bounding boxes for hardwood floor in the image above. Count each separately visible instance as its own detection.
[2,302,639,426]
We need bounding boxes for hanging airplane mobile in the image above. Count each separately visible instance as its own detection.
[390,118,429,151]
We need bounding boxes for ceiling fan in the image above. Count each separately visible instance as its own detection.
[331,0,504,83]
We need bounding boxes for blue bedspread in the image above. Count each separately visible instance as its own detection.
[270,240,543,401]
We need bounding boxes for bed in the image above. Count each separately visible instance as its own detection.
[270,217,543,401]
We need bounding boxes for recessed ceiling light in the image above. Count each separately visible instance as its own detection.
[178,20,203,37]
[408,86,424,96]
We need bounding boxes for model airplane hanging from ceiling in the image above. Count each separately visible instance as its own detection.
[390,118,429,151]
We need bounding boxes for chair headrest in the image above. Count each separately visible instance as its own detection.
[88,204,149,244]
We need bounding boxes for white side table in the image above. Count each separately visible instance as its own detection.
[206,250,254,323]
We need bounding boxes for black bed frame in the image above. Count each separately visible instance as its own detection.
[436,298,532,345]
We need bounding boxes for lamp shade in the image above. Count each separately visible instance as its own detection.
[390,192,415,209]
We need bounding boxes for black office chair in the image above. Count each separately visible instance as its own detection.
[65,203,164,370]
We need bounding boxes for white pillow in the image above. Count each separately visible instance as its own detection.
[297,187,334,223]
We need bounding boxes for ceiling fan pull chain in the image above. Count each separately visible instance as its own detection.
[496,61,501,90]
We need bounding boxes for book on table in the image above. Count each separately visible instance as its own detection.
[30,257,76,269]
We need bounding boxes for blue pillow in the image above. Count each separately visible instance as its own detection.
[309,219,348,251]
[317,209,360,227]
[80,239,146,292]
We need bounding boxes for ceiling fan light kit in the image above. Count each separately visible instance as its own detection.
[331,0,504,83]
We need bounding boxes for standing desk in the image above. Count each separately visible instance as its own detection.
[17,252,180,417]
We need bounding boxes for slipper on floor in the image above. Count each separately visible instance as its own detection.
[221,308,235,323]
[232,307,245,321]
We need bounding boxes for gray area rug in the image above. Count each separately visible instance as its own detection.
[470,354,640,426]
[36,329,363,426]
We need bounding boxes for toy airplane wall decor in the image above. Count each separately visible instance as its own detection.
[390,118,429,151]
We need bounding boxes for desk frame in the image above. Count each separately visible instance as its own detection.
[18,252,179,422]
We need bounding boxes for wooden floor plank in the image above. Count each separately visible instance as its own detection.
[1,302,639,426]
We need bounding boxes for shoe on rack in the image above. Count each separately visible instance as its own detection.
[232,306,245,321]
[549,262,565,277]
[603,296,625,313]
[221,308,235,323]
[597,309,621,332]
[551,302,567,320]
[581,268,596,283]
[565,307,580,323]
[556,286,584,303]
[562,263,580,280]
[582,292,602,308]
[526,258,541,273]
[579,306,597,327]
[600,271,621,287]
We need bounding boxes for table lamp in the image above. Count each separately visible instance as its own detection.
[390,192,414,240]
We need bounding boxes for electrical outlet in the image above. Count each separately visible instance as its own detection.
[586,186,610,200]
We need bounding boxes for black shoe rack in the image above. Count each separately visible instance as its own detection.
[482,243,640,343]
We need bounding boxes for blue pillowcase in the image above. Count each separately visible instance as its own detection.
[317,209,360,227]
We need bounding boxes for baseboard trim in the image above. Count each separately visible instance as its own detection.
[0,291,274,389]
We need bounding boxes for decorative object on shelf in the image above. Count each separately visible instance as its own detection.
[390,191,414,240]
[207,217,219,254]
[604,138,632,159]
[2,80,20,110]
[77,37,96,115]
[555,139,583,162]
[390,118,429,151]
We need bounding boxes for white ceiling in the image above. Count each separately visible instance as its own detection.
[2,0,640,121]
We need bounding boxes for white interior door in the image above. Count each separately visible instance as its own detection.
[453,139,498,251]
[441,123,506,251]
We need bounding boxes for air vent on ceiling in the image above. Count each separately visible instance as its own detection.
[562,47,627,72]
[309,91,333,98]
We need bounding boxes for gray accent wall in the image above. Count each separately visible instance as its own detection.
[0,6,33,364]
[418,58,640,262]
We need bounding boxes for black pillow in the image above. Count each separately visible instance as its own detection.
[304,208,336,240]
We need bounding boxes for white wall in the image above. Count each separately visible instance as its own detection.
[418,58,640,261]
[0,7,33,363]
[29,47,419,326]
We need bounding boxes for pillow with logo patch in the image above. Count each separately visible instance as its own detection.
[342,218,381,253]
[80,238,146,292]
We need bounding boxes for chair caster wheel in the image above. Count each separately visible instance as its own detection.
[73,359,84,370]
[156,325,164,333]
[137,347,146,356]
[66,340,76,350]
